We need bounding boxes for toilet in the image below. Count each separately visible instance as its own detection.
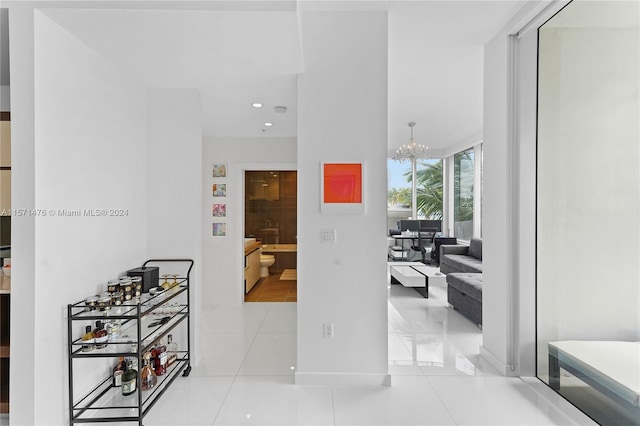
[259,254,275,277]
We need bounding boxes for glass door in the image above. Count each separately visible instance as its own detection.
[536,2,639,424]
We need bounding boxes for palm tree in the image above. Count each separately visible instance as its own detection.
[387,187,411,207]
[403,160,443,219]
[454,150,474,221]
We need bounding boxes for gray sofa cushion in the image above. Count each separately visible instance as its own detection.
[447,273,483,302]
[441,254,482,274]
[468,238,482,260]
[439,238,483,275]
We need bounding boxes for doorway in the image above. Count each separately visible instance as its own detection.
[244,170,297,302]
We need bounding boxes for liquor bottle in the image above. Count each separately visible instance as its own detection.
[94,321,108,349]
[154,340,167,376]
[140,352,157,391]
[166,334,177,367]
[112,356,126,387]
[127,344,138,372]
[150,345,157,375]
[81,325,95,352]
[122,359,137,396]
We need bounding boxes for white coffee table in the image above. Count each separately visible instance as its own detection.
[389,262,446,298]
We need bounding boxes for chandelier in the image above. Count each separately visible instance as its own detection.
[393,122,428,161]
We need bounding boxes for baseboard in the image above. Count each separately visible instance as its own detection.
[295,372,392,386]
[520,377,599,425]
[479,346,517,376]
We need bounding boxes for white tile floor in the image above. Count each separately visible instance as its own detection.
[141,279,598,426]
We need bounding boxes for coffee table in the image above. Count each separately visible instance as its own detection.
[389,262,446,298]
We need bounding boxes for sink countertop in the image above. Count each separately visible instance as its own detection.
[244,241,263,256]
[261,244,297,253]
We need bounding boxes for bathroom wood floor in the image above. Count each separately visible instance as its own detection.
[245,272,297,302]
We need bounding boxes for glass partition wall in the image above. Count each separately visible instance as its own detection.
[245,171,297,272]
[536,1,639,425]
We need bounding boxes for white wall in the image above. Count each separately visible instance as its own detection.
[296,10,389,385]
[480,0,553,375]
[11,11,149,425]
[147,89,202,260]
[480,29,512,374]
[8,7,36,426]
[201,137,296,306]
[147,87,203,360]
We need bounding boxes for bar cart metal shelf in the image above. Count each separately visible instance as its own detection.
[67,259,193,425]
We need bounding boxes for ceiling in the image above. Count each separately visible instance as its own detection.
[42,8,303,139]
[387,1,525,155]
[4,1,528,155]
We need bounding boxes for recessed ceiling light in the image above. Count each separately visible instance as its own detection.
[252,102,263,108]
[264,122,273,127]
[274,106,287,114]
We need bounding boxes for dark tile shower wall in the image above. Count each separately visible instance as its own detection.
[245,171,297,245]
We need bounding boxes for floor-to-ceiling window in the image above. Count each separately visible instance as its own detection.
[453,148,474,241]
[536,1,639,425]
[414,159,443,221]
[387,158,443,230]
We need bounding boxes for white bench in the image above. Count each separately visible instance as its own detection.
[549,341,640,411]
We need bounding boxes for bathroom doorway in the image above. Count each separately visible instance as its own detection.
[244,170,297,302]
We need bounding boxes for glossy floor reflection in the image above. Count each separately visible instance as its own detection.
[141,280,597,425]
[387,279,491,377]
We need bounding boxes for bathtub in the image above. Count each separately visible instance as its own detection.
[261,244,297,253]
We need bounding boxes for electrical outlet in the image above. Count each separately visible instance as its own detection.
[324,323,334,338]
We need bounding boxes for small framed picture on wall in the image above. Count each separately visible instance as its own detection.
[212,183,227,197]
[212,203,226,217]
[212,222,226,237]
[212,163,227,178]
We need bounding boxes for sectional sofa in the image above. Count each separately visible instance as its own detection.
[439,238,482,275]
[440,239,483,326]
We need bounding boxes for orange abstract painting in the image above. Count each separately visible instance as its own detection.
[323,163,362,203]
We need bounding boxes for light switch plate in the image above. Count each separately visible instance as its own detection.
[321,228,337,243]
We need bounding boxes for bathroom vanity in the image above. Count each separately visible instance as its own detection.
[244,238,262,293]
